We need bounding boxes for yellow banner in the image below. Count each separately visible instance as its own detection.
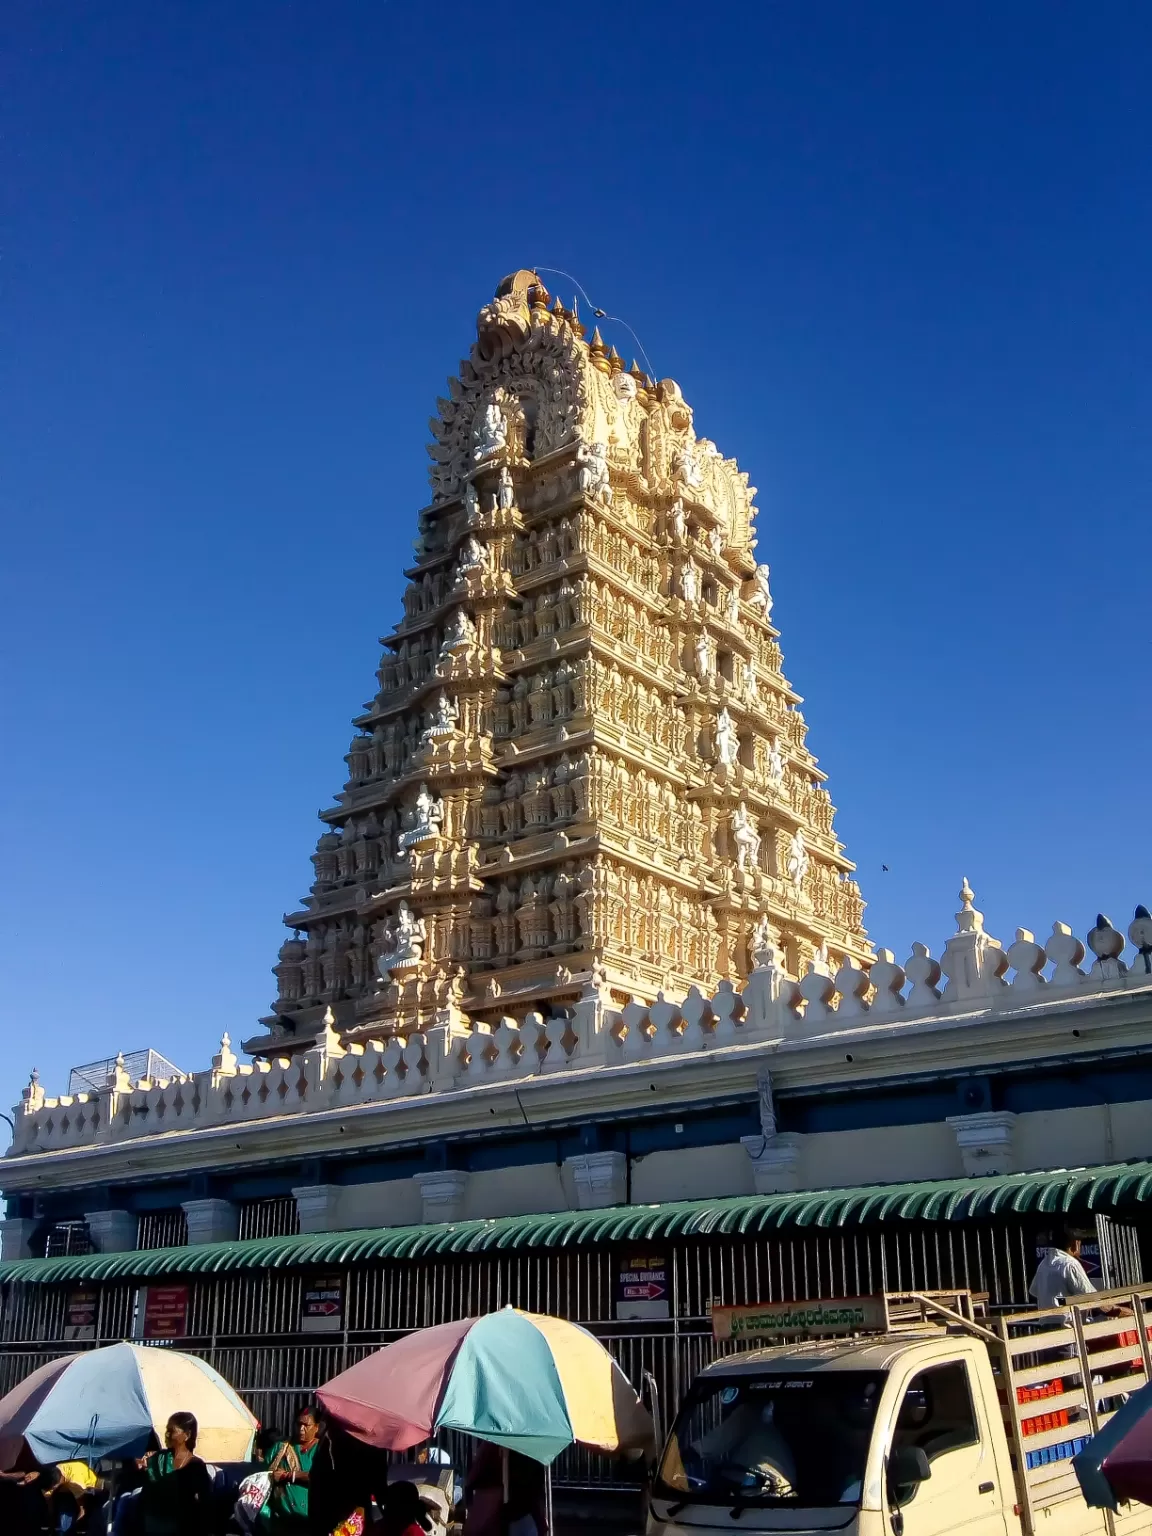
[712,1295,888,1342]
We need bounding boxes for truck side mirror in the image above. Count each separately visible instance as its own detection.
[888,1446,931,1490]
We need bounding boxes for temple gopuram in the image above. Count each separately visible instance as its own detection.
[250,267,868,1058]
[4,274,1152,1475]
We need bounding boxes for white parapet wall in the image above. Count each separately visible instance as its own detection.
[8,884,1152,1172]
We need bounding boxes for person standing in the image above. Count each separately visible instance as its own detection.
[259,1408,321,1535]
[1029,1227,1097,1309]
[138,1414,213,1536]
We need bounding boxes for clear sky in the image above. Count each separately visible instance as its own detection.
[3,2,1150,1133]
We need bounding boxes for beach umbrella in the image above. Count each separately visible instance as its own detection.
[318,1306,654,1466]
[0,1343,257,1468]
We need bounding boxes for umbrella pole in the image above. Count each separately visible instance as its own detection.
[502,1445,509,1506]
[545,1465,553,1535]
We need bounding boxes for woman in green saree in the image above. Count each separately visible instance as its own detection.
[259,1406,322,1534]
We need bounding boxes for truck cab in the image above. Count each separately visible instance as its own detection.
[649,1332,1016,1536]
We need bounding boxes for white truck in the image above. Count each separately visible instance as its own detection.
[647,1287,1152,1536]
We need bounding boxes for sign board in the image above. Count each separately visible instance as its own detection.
[713,1295,889,1343]
[616,1252,670,1320]
[64,1288,98,1341]
[301,1274,344,1334]
[141,1285,189,1340]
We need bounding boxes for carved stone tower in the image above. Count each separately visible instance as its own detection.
[250,271,868,1054]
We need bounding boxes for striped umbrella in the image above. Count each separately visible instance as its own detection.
[0,1343,257,1467]
[318,1307,654,1466]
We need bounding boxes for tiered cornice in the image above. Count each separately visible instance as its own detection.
[252,270,868,1055]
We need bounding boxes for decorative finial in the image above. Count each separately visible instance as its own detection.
[1088,913,1126,961]
[1128,905,1152,974]
[115,1051,125,1069]
[30,1067,39,1085]
[954,877,985,935]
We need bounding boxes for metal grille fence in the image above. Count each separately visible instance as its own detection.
[43,1222,94,1258]
[237,1197,301,1241]
[0,1218,1041,1488]
[137,1210,189,1251]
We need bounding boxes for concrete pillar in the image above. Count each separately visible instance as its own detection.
[0,1218,38,1261]
[414,1170,469,1225]
[567,1151,627,1210]
[741,1132,807,1195]
[182,1197,240,1245]
[292,1184,342,1234]
[946,1111,1018,1177]
[84,1209,138,1253]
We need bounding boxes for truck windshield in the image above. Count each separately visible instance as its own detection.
[655,1370,885,1509]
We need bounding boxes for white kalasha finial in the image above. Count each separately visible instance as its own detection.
[955,876,985,934]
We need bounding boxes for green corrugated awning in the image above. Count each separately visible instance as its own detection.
[4,1158,1150,1287]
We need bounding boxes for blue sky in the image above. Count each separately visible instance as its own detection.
[3,2,1150,1129]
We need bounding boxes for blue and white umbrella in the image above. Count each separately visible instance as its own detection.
[0,1342,256,1467]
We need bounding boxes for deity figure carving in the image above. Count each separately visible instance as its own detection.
[375,900,426,978]
[750,562,774,618]
[456,534,486,573]
[707,526,724,558]
[473,398,508,462]
[673,444,702,489]
[670,499,687,543]
[787,829,810,889]
[681,559,700,604]
[715,707,739,768]
[694,632,713,681]
[398,783,444,851]
[726,584,741,624]
[612,371,637,405]
[731,802,761,872]
[439,609,476,657]
[422,692,459,740]
[749,914,777,971]
[497,464,515,511]
[767,738,785,785]
[576,440,612,504]
[742,659,758,701]
[463,481,480,521]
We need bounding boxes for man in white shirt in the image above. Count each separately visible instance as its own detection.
[1029,1227,1097,1310]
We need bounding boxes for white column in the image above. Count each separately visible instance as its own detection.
[84,1209,137,1253]
[0,1218,38,1261]
[292,1184,342,1234]
[945,1111,1018,1177]
[566,1151,627,1210]
[181,1197,240,1245]
[414,1170,469,1225]
[741,1132,807,1195]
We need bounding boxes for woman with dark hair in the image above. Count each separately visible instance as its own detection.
[138,1413,213,1536]
[258,1405,321,1534]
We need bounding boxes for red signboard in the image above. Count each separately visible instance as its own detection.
[64,1289,98,1341]
[616,1252,670,1321]
[301,1275,344,1335]
[142,1285,189,1340]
